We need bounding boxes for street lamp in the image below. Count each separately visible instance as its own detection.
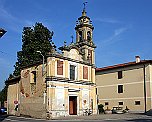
[36,51,47,107]
[36,51,44,76]
[0,28,7,38]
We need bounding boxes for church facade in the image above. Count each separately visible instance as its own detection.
[45,8,97,117]
[6,7,97,118]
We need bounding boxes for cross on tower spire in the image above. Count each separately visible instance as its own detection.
[83,1,88,11]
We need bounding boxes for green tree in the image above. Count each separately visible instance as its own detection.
[0,85,7,106]
[13,22,53,76]
[0,74,13,107]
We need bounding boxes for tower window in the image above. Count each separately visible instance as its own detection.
[88,49,92,63]
[87,31,91,41]
[79,31,82,41]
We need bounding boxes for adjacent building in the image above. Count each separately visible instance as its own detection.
[96,56,152,113]
[6,7,97,118]
[5,76,20,115]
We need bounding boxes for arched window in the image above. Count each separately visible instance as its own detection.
[87,31,91,41]
[79,31,82,41]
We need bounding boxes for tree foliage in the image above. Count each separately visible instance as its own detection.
[0,74,13,106]
[0,85,7,106]
[13,22,53,76]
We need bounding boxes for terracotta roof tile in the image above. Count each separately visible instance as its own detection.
[96,60,152,72]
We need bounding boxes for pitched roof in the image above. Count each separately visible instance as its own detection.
[96,60,152,72]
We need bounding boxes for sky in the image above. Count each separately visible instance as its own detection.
[0,0,152,90]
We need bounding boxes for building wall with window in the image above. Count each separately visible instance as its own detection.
[46,48,96,117]
[96,59,152,113]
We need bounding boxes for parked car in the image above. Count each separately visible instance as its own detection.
[112,107,124,114]
[0,107,7,114]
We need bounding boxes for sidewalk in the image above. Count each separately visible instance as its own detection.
[54,113,152,120]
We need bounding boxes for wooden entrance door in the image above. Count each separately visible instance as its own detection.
[69,96,77,115]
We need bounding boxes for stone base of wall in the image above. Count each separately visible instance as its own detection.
[19,97,47,119]
[50,110,84,119]
[51,110,68,118]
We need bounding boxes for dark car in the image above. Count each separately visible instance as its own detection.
[0,107,7,114]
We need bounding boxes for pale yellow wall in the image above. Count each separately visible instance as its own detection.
[47,80,97,115]
[46,53,97,116]
[149,65,152,108]
[78,64,83,80]
[64,60,69,78]
[92,68,95,83]
[96,64,152,112]
[7,83,19,115]
[47,57,55,76]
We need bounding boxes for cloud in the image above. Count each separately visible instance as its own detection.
[114,27,127,36]
[0,2,32,34]
[0,4,16,22]
[0,5,23,33]
[97,27,129,47]
[94,18,121,24]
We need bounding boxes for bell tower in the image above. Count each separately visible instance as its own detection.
[75,3,96,65]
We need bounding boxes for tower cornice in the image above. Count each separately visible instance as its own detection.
[75,24,94,30]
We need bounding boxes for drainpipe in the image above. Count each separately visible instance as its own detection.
[143,64,147,113]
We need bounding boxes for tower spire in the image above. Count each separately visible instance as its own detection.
[82,2,87,16]
[83,2,88,11]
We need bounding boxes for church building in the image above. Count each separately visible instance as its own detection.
[6,6,97,119]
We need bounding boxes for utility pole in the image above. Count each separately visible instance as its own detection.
[143,64,147,113]
[36,51,44,76]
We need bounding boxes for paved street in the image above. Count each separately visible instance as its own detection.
[1,113,152,122]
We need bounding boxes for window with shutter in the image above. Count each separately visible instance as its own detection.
[83,66,88,79]
[57,60,63,75]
